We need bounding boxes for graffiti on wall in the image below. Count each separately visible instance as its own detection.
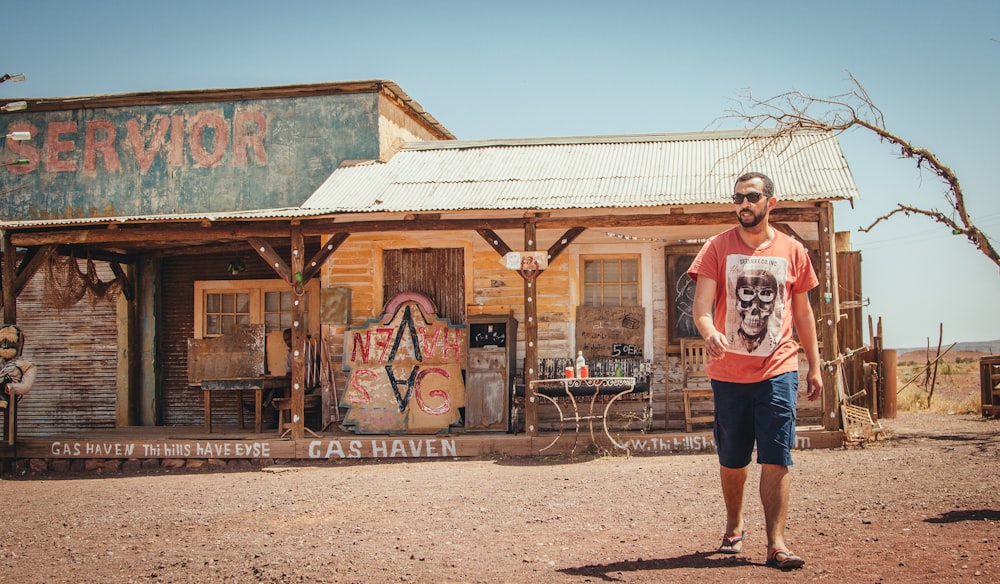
[341,292,466,434]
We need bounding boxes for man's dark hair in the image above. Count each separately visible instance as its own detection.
[735,172,775,197]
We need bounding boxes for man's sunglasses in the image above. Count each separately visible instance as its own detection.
[732,192,771,204]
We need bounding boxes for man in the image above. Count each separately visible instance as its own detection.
[688,171,822,570]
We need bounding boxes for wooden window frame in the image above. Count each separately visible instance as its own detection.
[580,254,642,308]
[193,279,321,339]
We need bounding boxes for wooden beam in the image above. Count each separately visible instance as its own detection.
[523,220,539,437]
[289,227,306,441]
[7,208,822,248]
[11,245,56,299]
[301,233,349,283]
[2,232,16,445]
[817,203,841,431]
[2,233,16,325]
[109,262,133,301]
[247,237,292,283]
[475,228,513,257]
[546,226,587,263]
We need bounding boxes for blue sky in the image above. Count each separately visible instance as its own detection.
[4,0,999,349]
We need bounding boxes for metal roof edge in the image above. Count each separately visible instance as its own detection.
[399,127,817,151]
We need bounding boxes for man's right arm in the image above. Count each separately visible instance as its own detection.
[692,276,729,359]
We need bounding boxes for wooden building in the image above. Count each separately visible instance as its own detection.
[0,81,861,464]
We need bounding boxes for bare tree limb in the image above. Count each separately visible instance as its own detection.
[724,73,1000,272]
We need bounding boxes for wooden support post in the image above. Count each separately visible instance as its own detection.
[2,232,17,446]
[289,227,306,441]
[817,203,842,430]
[523,220,539,436]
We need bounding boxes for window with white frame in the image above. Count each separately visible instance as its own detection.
[582,256,640,307]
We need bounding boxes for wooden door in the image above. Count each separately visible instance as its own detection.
[382,248,465,324]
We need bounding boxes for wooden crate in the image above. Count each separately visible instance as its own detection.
[981,356,1000,418]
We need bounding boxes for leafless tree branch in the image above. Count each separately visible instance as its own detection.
[723,73,999,272]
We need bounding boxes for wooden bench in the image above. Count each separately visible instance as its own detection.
[841,403,884,443]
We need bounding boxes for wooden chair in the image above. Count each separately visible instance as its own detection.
[680,338,714,432]
[273,393,322,438]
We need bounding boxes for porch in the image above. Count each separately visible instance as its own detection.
[2,422,844,474]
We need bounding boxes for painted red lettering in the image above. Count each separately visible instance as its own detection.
[84,119,121,173]
[44,121,77,172]
[169,114,185,166]
[232,110,267,167]
[414,367,451,415]
[125,115,170,172]
[346,369,377,403]
[351,331,372,363]
[189,110,228,167]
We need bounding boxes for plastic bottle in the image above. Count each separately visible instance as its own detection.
[576,351,586,378]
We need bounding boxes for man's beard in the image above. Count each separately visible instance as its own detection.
[738,207,767,228]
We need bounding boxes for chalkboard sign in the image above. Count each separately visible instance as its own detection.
[575,306,644,359]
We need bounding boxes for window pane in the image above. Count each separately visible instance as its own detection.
[221,315,236,334]
[235,293,250,313]
[264,313,281,332]
[604,261,620,282]
[603,284,621,306]
[621,284,639,306]
[206,293,220,313]
[621,259,639,283]
[264,291,280,312]
[584,284,601,306]
[280,291,293,311]
[206,314,220,336]
[583,260,601,283]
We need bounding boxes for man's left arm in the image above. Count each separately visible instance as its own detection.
[791,291,822,401]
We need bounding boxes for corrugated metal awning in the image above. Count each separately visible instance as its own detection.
[303,129,859,213]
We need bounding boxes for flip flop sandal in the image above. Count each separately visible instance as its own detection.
[717,530,744,554]
[767,548,805,570]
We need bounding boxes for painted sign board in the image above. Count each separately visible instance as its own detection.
[0,92,379,219]
[341,292,467,434]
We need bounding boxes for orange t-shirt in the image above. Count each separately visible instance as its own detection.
[687,227,818,383]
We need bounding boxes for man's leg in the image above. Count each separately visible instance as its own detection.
[760,463,790,552]
[720,464,748,538]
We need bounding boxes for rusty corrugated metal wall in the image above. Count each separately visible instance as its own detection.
[159,247,317,426]
[11,260,118,437]
[382,248,465,324]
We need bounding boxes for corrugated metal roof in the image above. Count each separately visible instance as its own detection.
[303,129,859,212]
[0,128,858,230]
[0,207,331,229]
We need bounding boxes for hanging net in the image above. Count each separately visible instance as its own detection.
[43,252,120,309]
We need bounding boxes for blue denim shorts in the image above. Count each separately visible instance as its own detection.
[712,371,798,467]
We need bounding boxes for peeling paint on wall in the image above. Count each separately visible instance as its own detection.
[0,93,379,219]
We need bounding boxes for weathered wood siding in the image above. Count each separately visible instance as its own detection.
[321,230,673,430]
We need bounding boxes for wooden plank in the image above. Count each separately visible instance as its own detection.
[186,326,266,384]
[12,428,845,461]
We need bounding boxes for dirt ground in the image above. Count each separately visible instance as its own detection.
[0,410,997,584]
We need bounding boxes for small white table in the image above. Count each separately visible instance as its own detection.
[528,376,639,456]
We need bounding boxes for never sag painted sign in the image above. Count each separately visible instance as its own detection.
[341,293,466,435]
